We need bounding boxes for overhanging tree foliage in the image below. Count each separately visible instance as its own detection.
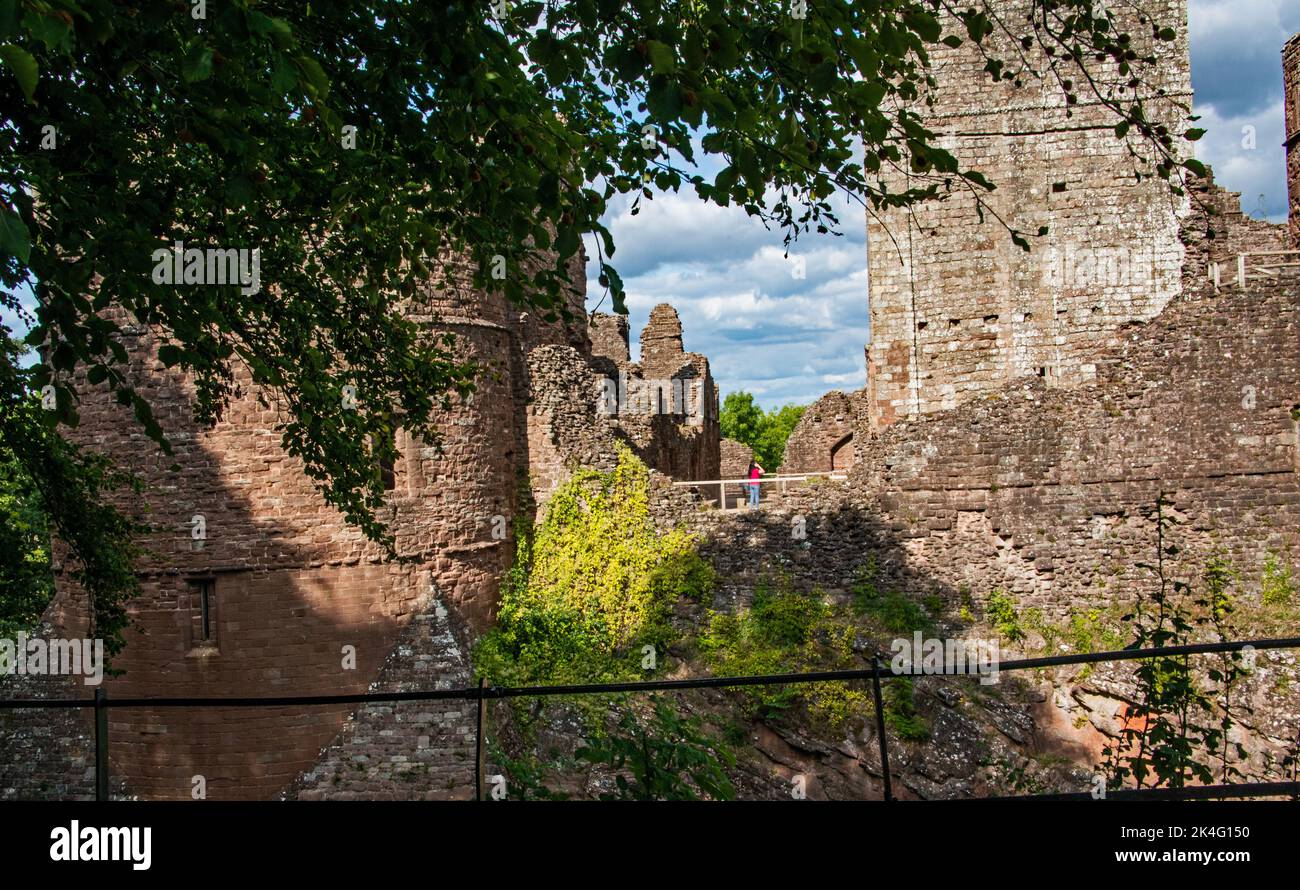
[0,1,1198,643]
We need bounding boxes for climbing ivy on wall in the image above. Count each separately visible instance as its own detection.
[476,442,713,685]
[476,445,733,800]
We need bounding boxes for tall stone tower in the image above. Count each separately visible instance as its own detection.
[1286,33,1300,246]
[49,256,542,800]
[865,0,1193,429]
[12,248,589,800]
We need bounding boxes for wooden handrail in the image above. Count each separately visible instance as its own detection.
[671,473,848,486]
[1210,251,1300,290]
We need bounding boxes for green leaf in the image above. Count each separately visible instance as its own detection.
[904,11,942,43]
[555,226,578,259]
[0,43,37,102]
[0,205,30,263]
[21,10,71,51]
[270,57,297,93]
[645,77,683,120]
[296,55,330,100]
[714,164,738,194]
[1183,128,1205,142]
[182,43,214,83]
[644,39,674,74]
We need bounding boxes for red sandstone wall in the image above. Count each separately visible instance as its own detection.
[778,390,863,474]
[43,317,507,798]
[1285,34,1300,246]
[27,245,555,799]
[589,312,630,364]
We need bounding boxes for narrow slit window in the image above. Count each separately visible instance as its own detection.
[188,578,217,646]
[374,427,398,491]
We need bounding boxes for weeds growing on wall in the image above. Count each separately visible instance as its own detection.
[475,442,712,687]
[850,559,933,634]
[697,573,868,727]
[1101,494,1250,790]
[985,589,1026,644]
[1261,552,1296,608]
[475,444,729,799]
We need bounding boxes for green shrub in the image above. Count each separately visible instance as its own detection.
[575,696,736,800]
[1261,553,1295,607]
[850,564,930,633]
[986,589,1026,643]
[1066,608,1126,654]
[475,443,712,686]
[883,676,930,741]
[698,576,867,726]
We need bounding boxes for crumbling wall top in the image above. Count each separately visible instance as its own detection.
[640,303,685,370]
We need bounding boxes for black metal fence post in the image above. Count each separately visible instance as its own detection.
[94,688,109,801]
[474,677,486,801]
[870,657,893,802]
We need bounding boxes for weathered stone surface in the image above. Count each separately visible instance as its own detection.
[1286,32,1300,246]
[3,244,720,799]
[865,0,1194,430]
[779,390,865,474]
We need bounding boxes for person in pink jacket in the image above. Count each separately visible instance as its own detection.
[746,459,764,507]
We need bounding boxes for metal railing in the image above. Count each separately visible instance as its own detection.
[3,635,1299,801]
[672,472,849,510]
[1209,250,1300,289]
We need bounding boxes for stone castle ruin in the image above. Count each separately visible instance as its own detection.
[0,248,720,799]
[4,1,1300,799]
[1289,34,1300,245]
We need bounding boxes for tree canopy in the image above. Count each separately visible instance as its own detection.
[0,0,1197,643]
[720,391,806,470]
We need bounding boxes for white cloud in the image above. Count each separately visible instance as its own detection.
[1193,99,1288,222]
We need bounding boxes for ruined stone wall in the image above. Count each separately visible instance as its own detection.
[577,304,721,487]
[0,617,122,800]
[10,245,591,800]
[523,343,624,501]
[5,235,736,799]
[778,390,864,474]
[283,594,477,801]
[1180,170,1291,290]
[668,277,1300,783]
[852,279,1299,619]
[681,282,1299,632]
[589,312,630,363]
[19,245,529,799]
[1286,34,1300,246]
[865,0,1193,430]
[720,438,754,480]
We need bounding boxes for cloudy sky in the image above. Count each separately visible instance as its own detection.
[591,0,1300,411]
